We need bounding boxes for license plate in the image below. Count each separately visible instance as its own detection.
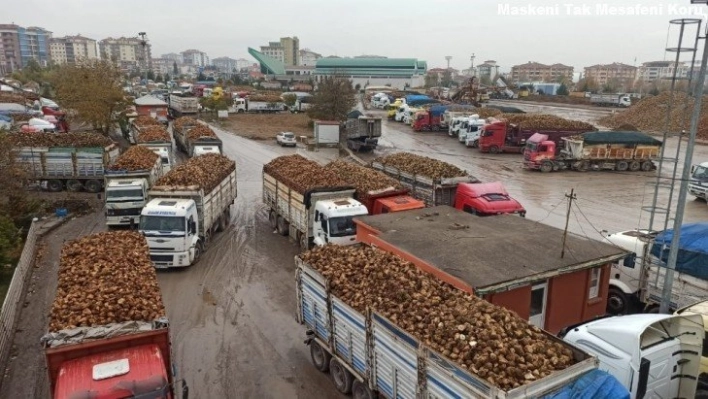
[153,263,169,269]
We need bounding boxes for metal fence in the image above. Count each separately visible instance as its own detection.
[0,221,39,370]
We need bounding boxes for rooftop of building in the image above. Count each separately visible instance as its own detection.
[585,62,637,70]
[316,57,427,70]
[356,206,628,294]
[513,61,573,69]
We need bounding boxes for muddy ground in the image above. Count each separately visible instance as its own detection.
[2,104,707,398]
[207,113,313,141]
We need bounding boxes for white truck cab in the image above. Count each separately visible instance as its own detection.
[139,198,198,268]
[562,314,704,399]
[144,146,173,173]
[312,199,368,247]
[603,229,655,314]
[459,117,484,144]
[105,179,149,226]
[394,104,409,122]
[193,145,221,157]
[619,95,632,107]
[689,162,708,200]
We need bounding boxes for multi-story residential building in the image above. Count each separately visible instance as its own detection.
[584,62,637,87]
[299,49,321,66]
[636,60,693,82]
[235,58,251,71]
[99,36,152,72]
[151,58,168,76]
[181,49,209,67]
[161,52,182,64]
[259,37,299,66]
[212,56,237,73]
[510,61,574,83]
[478,60,500,79]
[0,24,51,74]
[427,67,459,79]
[49,35,97,65]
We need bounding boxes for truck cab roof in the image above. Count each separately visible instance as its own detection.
[318,198,368,217]
[376,195,425,213]
[142,198,194,217]
[107,179,145,188]
[54,344,169,399]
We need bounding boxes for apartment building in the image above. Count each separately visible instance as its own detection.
[161,52,182,64]
[181,49,209,67]
[212,57,238,73]
[636,60,693,81]
[259,37,299,66]
[0,24,51,74]
[510,61,574,83]
[235,58,251,71]
[478,60,500,78]
[49,35,98,65]
[99,37,152,72]
[299,48,321,66]
[151,58,168,75]
[584,62,637,87]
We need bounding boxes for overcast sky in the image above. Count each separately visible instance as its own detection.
[5,0,708,72]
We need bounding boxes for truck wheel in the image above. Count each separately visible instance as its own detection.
[432,125,440,132]
[540,161,553,173]
[66,179,83,192]
[577,161,589,172]
[489,145,500,154]
[276,216,289,236]
[310,341,331,372]
[84,179,102,193]
[472,139,479,148]
[330,358,354,394]
[269,211,278,230]
[629,161,641,171]
[46,179,63,192]
[607,287,629,315]
[193,242,203,263]
[641,161,653,171]
[352,380,374,399]
[616,161,629,171]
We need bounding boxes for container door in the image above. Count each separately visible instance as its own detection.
[529,282,547,328]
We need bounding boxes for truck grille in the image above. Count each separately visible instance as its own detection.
[150,254,173,262]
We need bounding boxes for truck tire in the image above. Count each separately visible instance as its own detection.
[432,125,440,132]
[269,211,278,230]
[576,161,589,172]
[629,161,641,171]
[641,161,653,171]
[310,341,331,372]
[330,358,354,394]
[352,380,374,399]
[66,179,83,192]
[46,179,63,192]
[277,216,289,236]
[607,287,629,315]
[540,161,553,173]
[489,145,500,154]
[193,242,203,263]
[84,179,102,193]
[616,161,629,171]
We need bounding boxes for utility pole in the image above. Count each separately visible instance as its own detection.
[561,188,576,259]
[659,11,708,313]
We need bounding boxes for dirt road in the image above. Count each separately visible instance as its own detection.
[488,100,614,127]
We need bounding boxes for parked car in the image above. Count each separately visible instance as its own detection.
[276,132,297,147]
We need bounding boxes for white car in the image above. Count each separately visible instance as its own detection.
[276,132,297,147]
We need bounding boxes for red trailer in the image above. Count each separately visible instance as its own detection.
[478,120,589,154]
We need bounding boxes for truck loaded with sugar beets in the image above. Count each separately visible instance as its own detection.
[297,244,630,399]
[172,117,223,157]
[370,152,526,216]
[324,160,425,214]
[263,155,369,250]
[11,132,120,193]
[343,112,382,152]
[477,115,595,154]
[131,123,175,174]
[140,154,237,268]
[523,131,662,173]
[42,231,188,399]
[104,146,164,227]
[412,105,449,131]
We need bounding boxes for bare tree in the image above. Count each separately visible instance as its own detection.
[307,75,357,121]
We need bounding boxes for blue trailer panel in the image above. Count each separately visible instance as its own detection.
[298,266,331,342]
[332,297,367,374]
[372,313,418,399]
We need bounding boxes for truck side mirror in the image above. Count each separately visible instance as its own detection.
[637,357,650,399]
[189,221,196,234]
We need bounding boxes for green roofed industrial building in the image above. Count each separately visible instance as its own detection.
[249,46,427,90]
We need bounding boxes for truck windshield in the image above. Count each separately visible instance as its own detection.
[693,165,708,180]
[329,216,357,237]
[140,216,185,232]
[526,142,538,151]
[481,129,492,137]
[106,188,144,200]
[161,156,169,165]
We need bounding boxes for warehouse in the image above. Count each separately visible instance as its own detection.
[314,57,427,90]
[355,206,630,334]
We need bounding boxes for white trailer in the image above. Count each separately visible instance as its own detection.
[231,98,286,113]
[168,94,199,116]
[590,94,632,107]
[562,314,704,399]
[104,155,163,227]
[297,258,611,399]
[140,168,237,268]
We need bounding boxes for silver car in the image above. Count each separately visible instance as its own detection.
[276,131,297,147]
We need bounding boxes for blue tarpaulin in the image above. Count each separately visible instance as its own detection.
[542,369,630,399]
[650,223,708,280]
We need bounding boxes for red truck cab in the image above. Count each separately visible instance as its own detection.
[454,182,526,217]
[478,121,522,154]
[523,133,558,171]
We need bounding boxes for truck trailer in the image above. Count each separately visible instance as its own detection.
[523,131,662,173]
[104,152,163,227]
[232,98,286,113]
[343,115,382,152]
[173,123,223,157]
[168,93,199,117]
[131,125,175,173]
[42,231,188,399]
[412,105,449,131]
[140,155,237,267]
[479,120,590,154]
[15,142,120,193]
[590,93,632,108]
[297,255,627,399]
[561,314,704,398]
